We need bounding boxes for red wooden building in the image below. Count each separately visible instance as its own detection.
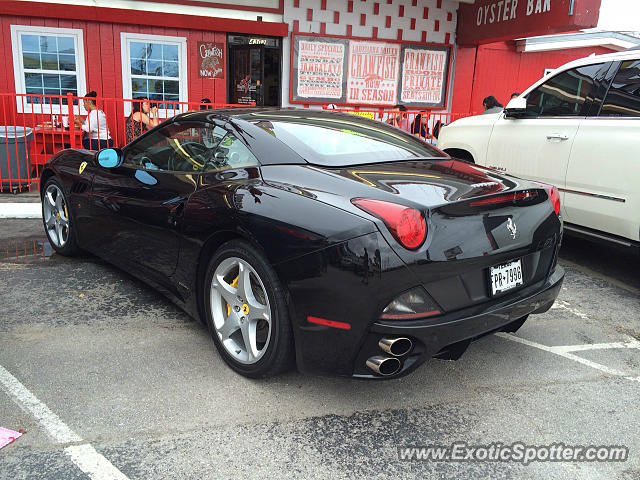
[0,1,289,107]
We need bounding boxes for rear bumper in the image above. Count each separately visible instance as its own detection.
[351,266,565,379]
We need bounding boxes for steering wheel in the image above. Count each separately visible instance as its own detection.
[184,141,211,159]
[169,141,213,171]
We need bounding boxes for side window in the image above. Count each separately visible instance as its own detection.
[600,60,640,117]
[124,123,226,171]
[524,63,607,117]
[203,133,259,172]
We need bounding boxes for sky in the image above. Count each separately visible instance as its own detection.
[597,0,640,32]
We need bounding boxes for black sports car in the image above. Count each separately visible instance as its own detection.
[40,108,564,379]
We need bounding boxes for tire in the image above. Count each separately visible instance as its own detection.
[42,177,80,256]
[204,240,294,378]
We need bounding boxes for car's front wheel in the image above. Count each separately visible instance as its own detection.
[42,177,80,256]
[204,240,294,378]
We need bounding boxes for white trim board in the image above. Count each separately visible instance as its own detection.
[10,24,87,115]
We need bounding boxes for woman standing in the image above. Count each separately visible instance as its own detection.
[77,91,113,150]
[125,97,159,144]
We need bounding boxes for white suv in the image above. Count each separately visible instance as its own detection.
[438,50,640,252]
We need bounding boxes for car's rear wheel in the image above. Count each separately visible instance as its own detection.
[204,240,294,378]
[42,177,79,256]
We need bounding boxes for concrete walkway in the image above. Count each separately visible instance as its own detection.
[0,192,41,218]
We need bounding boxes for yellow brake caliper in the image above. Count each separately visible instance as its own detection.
[226,276,239,316]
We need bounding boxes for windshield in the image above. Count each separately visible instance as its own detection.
[240,111,446,166]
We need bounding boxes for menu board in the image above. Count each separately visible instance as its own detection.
[197,42,224,79]
[291,36,348,103]
[346,41,400,106]
[398,45,449,108]
[290,34,450,108]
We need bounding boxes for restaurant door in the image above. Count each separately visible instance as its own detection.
[228,35,281,106]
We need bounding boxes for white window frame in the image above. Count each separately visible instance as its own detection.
[10,25,87,115]
[120,32,188,117]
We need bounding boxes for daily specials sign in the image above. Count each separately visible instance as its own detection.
[291,34,450,108]
[291,36,349,103]
[198,41,224,79]
[346,41,400,106]
[296,39,346,98]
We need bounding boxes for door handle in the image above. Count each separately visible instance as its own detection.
[167,201,185,227]
[546,133,569,140]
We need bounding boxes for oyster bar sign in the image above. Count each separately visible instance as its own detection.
[476,0,550,25]
[457,0,601,45]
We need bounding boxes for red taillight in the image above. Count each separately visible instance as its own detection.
[352,198,426,250]
[533,182,561,216]
[547,185,561,215]
[469,191,538,207]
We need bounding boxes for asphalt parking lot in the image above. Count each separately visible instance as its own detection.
[1,218,639,479]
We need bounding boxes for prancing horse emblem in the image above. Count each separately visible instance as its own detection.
[507,218,517,239]
[79,161,87,174]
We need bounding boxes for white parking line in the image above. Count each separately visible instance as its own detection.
[65,444,130,480]
[552,341,640,353]
[496,333,640,382]
[550,300,590,320]
[0,364,129,480]
[0,364,81,443]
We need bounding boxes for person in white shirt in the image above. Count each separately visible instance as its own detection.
[76,91,113,150]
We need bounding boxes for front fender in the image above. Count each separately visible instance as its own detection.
[437,114,498,165]
[40,149,97,248]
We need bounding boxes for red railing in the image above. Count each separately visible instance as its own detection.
[0,92,477,194]
[0,92,252,193]
[322,105,476,145]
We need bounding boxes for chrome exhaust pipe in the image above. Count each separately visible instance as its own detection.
[379,337,413,357]
[366,356,402,376]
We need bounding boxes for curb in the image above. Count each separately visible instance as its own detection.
[0,203,42,219]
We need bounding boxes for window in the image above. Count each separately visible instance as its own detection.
[600,60,640,117]
[125,123,251,172]
[11,25,86,113]
[524,63,607,117]
[246,115,444,166]
[204,132,259,172]
[121,33,187,115]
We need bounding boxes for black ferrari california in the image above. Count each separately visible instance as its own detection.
[40,108,564,379]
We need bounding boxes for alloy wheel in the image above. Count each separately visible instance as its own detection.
[210,256,272,364]
[43,184,69,248]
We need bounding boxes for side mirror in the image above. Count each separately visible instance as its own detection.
[97,148,123,168]
[504,97,527,119]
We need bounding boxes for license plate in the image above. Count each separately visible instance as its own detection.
[490,260,523,295]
